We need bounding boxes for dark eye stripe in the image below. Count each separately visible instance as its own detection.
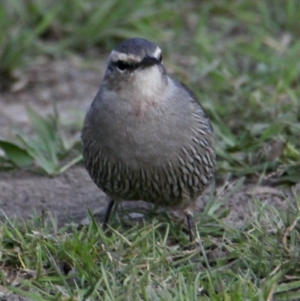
[112,55,161,72]
[113,60,138,71]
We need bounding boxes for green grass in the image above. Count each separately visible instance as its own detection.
[0,105,81,175]
[0,0,180,88]
[1,194,300,300]
[1,0,300,300]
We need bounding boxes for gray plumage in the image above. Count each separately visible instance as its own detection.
[81,38,215,239]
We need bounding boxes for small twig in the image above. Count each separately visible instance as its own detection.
[282,216,300,254]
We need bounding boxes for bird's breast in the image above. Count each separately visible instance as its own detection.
[128,99,159,118]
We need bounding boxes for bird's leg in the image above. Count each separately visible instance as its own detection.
[185,213,194,243]
[102,200,115,230]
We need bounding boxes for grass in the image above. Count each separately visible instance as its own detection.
[0,0,300,300]
[0,0,179,89]
[1,193,300,300]
[0,105,81,175]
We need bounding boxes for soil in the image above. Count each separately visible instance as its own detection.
[0,57,298,229]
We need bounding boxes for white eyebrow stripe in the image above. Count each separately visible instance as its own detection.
[110,50,142,63]
[153,46,161,58]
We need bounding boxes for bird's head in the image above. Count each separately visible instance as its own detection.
[103,38,168,97]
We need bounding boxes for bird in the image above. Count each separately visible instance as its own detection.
[81,38,215,242]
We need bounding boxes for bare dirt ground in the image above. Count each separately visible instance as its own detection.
[0,57,298,229]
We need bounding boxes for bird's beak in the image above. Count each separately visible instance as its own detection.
[140,56,160,68]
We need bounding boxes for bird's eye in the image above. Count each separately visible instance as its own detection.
[115,60,130,71]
